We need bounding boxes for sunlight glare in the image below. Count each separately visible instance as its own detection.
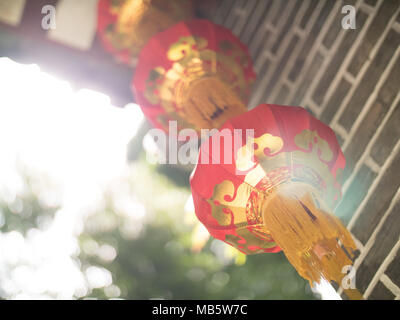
[0,57,143,299]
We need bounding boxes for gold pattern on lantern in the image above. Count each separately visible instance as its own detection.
[225,226,277,255]
[294,129,333,162]
[206,179,278,254]
[236,133,284,171]
[206,180,249,227]
[234,130,341,208]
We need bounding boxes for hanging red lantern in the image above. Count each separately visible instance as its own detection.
[132,19,256,133]
[190,103,362,299]
[97,0,193,65]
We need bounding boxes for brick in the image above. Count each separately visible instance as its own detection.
[250,1,288,59]
[322,8,343,50]
[376,57,400,106]
[253,58,271,94]
[339,30,400,131]
[312,11,368,105]
[304,105,316,117]
[352,151,400,244]
[343,100,389,178]
[335,164,377,224]
[343,56,400,167]
[275,84,290,105]
[232,0,254,37]
[341,57,400,171]
[261,35,300,102]
[225,0,245,30]
[386,250,400,288]
[214,0,234,25]
[288,0,335,82]
[223,0,240,26]
[348,0,400,76]
[252,30,273,63]
[271,0,303,54]
[352,249,361,262]
[271,0,289,26]
[335,132,345,148]
[364,0,378,7]
[236,0,259,39]
[320,78,352,124]
[370,100,400,166]
[368,281,396,300]
[290,51,324,106]
[299,0,319,29]
[241,1,273,45]
[322,0,356,49]
[354,198,400,293]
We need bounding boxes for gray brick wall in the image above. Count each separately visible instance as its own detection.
[210,0,400,300]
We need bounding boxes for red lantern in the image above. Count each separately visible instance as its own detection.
[97,0,193,65]
[132,19,256,133]
[190,104,362,299]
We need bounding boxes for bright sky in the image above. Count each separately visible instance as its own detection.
[0,57,340,300]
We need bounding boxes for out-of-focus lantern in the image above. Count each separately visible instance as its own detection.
[190,104,362,299]
[132,19,256,133]
[97,0,193,65]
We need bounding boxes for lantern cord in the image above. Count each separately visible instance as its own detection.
[261,183,363,300]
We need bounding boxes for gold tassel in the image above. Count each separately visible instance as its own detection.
[261,182,363,300]
[176,76,247,130]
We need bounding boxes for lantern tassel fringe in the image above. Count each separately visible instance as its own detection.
[177,76,247,129]
[262,185,364,300]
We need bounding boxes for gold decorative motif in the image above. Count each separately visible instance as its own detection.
[167,36,209,63]
[225,226,277,255]
[206,180,249,227]
[206,179,278,254]
[233,129,340,208]
[236,133,284,171]
[294,129,333,162]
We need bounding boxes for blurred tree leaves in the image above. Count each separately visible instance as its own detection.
[78,160,316,300]
[0,172,58,235]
